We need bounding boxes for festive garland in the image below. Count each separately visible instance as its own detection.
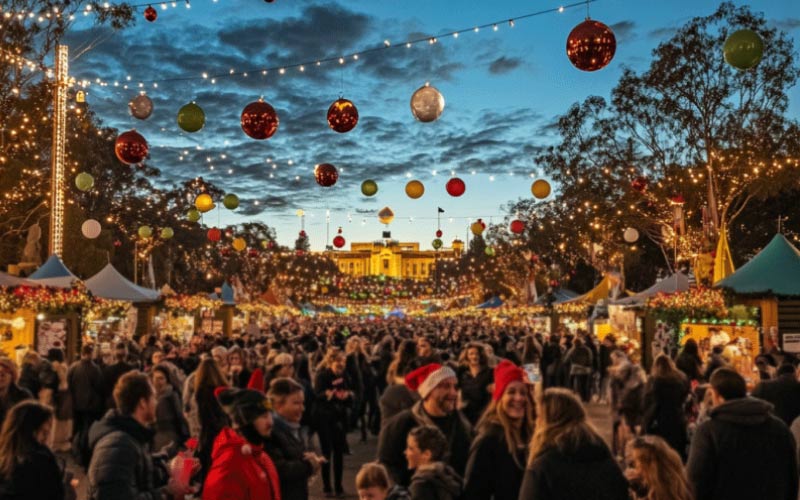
[647,288,728,326]
[164,294,221,315]
[0,285,93,314]
[86,299,131,321]
[554,302,592,315]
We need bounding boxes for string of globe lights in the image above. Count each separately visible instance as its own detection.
[0,0,193,25]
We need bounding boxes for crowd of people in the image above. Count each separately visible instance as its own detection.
[0,315,798,500]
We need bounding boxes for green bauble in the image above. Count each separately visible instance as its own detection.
[724,29,763,70]
[432,238,443,250]
[138,225,153,239]
[75,172,94,192]
[223,193,240,210]
[160,227,174,240]
[177,102,205,132]
[186,208,201,222]
[361,179,378,197]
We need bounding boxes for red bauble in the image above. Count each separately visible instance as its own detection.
[220,248,230,256]
[299,230,306,237]
[631,176,648,193]
[566,19,616,72]
[333,235,346,248]
[207,228,222,242]
[241,100,279,140]
[510,219,525,234]
[314,163,338,187]
[446,177,466,197]
[248,249,260,258]
[113,240,122,248]
[327,98,359,133]
[435,229,443,238]
[144,5,157,22]
[115,130,149,164]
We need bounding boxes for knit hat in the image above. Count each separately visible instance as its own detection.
[405,363,456,400]
[215,387,272,427]
[0,357,17,381]
[492,360,525,401]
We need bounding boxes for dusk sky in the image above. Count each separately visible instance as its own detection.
[64,0,799,250]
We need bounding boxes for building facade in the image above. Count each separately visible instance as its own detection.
[325,240,463,280]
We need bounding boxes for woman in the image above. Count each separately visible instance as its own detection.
[641,355,689,461]
[38,348,71,452]
[228,347,253,389]
[463,360,535,500]
[314,347,353,497]
[151,365,190,451]
[0,401,68,500]
[519,388,629,500]
[345,337,366,438]
[192,358,230,485]
[264,352,295,390]
[675,339,703,383]
[625,435,694,500]
[609,350,645,458]
[565,338,593,402]
[457,343,493,426]
[380,340,420,426]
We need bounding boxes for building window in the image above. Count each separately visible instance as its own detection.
[349,263,354,272]
[413,264,417,275]
[383,259,389,270]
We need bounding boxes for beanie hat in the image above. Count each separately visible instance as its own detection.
[0,357,17,382]
[405,363,456,400]
[492,360,525,401]
[215,387,271,427]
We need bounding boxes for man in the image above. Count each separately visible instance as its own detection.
[702,345,728,381]
[687,367,798,500]
[87,371,189,500]
[102,342,136,409]
[0,357,32,427]
[752,363,800,426]
[377,363,472,487]
[68,344,106,466]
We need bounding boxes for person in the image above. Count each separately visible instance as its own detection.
[40,348,71,451]
[541,335,562,388]
[151,365,189,451]
[377,363,472,487]
[702,345,727,381]
[0,358,32,429]
[380,341,420,427]
[314,347,353,497]
[0,401,69,500]
[16,351,42,398]
[565,337,593,402]
[518,388,629,500]
[675,339,703,383]
[597,335,616,403]
[751,363,800,426]
[264,377,325,500]
[687,367,798,500]
[102,343,136,409]
[345,337,366,439]
[753,354,777,381]
[609,350,644,457]
[355,462,409,500]
[462,360,535,500]
[227,347,252,389]
[456,343,493,426]
[409,337,442,370]
[404,426,462,500]
[201,387,281,500]
[191,359,230,484]
[624,435,693,500]
[87,371,189,500]
[641,355,689,460]
[68,344,106,466]
[264,352,295,390]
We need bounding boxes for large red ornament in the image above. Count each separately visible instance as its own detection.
[631,176,648,193]
[115,130,149,164]
[327,98,359,133]
[144,5,157,22]
[510,219,525,234]
[566,19,616,72]
[446,177,466,197]
[241,100,279,140]
[435,229,443,238]
[314,163,338,187]
[207,228,222,242]
[333,235,346,248]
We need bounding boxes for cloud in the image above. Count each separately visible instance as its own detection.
[648,26,678,40]
[488,56,522,75]
[609,21,636,43]
[773,18,800,31]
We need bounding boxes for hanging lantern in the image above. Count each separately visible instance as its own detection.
[531,179,551,199]
[115,130,149,164]
[510,219,525,234]
[333,235,346,248]
[631,176,648,193]
[405,180,425,199]
[485,246,496,257]
[223,193,239,210]
[446,177,466,197]
[232,238,247,252]
[177,102,205,133]
[75,172,94,192]
[410,83,445,122]
[327,98,359,133]
[144,5,157,21]
[195,193,215,213]
[186,208,201,222]
[138,225,153,239]
[81,219,101,239]
[566,19,616,72]
[623,227,639,243]
[471,219,486,236]
[241,99,279,139]
[207,228,222,242]
[724,29,763,70]
[361,179,378,197]
[378,207,395,225]
[432,238,443,250]
[128,94,153,120]
[314,163,339,187]
[435,229,443,238]
[160,227,174,240]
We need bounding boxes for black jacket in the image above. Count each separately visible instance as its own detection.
[519,439,628,500]
[68,359,105,413]
[641,374,689,459]
[0,442,65,500]
[752,374,800,426]
[0,385,32,426]
[409,463,462,500]
[675,351,703,382]
[87,410,166,500]
[379,383,420,427]
[687,397,798,500]
[463,422,526,500]
[153,386,189,451]
[102,362,135,408]
[263,416,313,500]
[457,366,492,425]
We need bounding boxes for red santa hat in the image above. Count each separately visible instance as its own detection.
[492,360,525,401]
[405,363,456,400]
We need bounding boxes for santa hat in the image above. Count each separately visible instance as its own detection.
[405,363,456,400]
[492,360,525,401]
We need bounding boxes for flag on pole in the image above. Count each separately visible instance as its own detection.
[713,226,735,283]
[438,207,445,213]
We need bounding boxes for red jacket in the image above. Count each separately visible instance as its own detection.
[202,427,281,500]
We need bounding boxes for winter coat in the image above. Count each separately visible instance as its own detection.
[565,346,593,371]
[67,359,105,413]
[201,427,281,500]
[409,462,462,500]
[87,410,166,500]
[0,385,32,427]
[687,397,799,500]
[17,363,41,397]
[377,400,473,487]
[313,367,352,423]
[153,385,189,451]
[609,362,644,427]
[675,351,703,382]
[457,366,493,426]
[463,422,526,500]
[379,383,420,427]
[702,353,727,381]
[641,373,689,460]
[518,439,629,500]
[102,361,135,408]
[0,441,65,500]
[751,373,800,426]
[263,415,313,500]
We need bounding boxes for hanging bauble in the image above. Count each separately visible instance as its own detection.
[446,177,466,197]
[631,176,648,193]
[510,219,525,234]
[378,207,395,225]
[113,240,122,248]
[432,238,443,250]
[195,193,215,213]
[410,83,445,122]
[138,225,153,239]
[299,230,307,238]
[241,99,279,139]
[531,179,551,199]
[223,193,239,210]
[260,240,269,249]
[361,179,378,197]
[405,180,425,199]
[177,102,205,133]
[81,219,101,239]
[160,227,174,240]
[186,208,201,222]
[724,29,763,70]
[115,130,149,164]
[207,228,222,242]
[314,163,339,187]
[485,246,496,257]
[333,235,346,248]
[566,19,616,72]
[623,227,639,243]
[144,5,157,22]
[224,228,234,238]
[327,98,359,133]
[128,94,153,120]
[75,172,94,192]
[471,220,486,236]
[232,238,247,252]
[435,229,443,238]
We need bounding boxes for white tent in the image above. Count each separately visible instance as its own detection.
[0,271,34,287]
[85,264,160,302]
[28,254,78,288]
[613,272,690,306]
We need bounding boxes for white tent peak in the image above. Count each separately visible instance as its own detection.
[85,263,160,302]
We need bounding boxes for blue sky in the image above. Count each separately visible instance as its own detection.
[64,0,800,250]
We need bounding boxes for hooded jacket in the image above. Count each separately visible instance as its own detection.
[687,397,798,500]
[202,427,281,500]
[409,462,462,500]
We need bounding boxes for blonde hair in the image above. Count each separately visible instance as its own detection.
[477,384,535,468]
[528,388,604,465]
[356,462,390,491]
[630,436,694,500]
[457,342,489,368]
[318,347,345,371]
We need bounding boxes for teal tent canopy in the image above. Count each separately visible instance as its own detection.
[29,254,77,288]
[715,234,800,296]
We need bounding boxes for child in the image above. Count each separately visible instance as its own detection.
[356,462,410,500]
[404,426,462,500]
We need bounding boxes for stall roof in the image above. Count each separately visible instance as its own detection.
[614,272,690,306]
[0,271,34,287]
[28,255,78,288]
[715,234,800,296]
[561,274,630,304]
[209,282,235,305]
[85,264,160,302]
